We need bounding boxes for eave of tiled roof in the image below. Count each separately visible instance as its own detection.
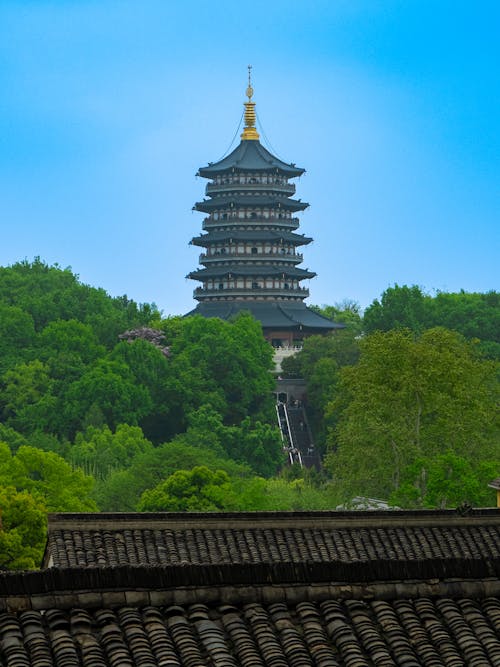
[43,509,500,569]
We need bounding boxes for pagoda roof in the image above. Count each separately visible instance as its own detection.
[190,230,312,246]
[194,195,308,213]
[186,301,343,332]
[188,266,316,281]
[198,140,304,178]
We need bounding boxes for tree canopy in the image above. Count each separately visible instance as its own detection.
[325,328,499,504]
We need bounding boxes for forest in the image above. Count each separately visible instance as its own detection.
[0,260,499,569]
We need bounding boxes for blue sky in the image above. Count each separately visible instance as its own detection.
[1,0,498,315]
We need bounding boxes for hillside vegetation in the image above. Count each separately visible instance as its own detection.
[0,263,498,568]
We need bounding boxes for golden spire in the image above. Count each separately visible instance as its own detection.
[241,65,260,141]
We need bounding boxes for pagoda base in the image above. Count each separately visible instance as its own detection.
[185,300,343,346]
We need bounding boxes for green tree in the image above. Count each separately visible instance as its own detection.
[0,442,97,511]
[363,284,430,333]
[0,304,35,373]
[310,300,363,335]
[364,285,500,360]
[1,360,58,434]
[64,359,152,436]
[164,313,275,427]
[138,466,238,511]
[326,328,499,500]
[110,339,172,442]
[69,424,154,479]
[177,407,283,476]
[391,453,500,509]
[94,441,251,511]
[0,486,47,570]
[0,258,157,346]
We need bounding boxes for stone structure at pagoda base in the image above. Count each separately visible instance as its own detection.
[185,70,342,347]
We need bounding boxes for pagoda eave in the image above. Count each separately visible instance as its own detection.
[188,266,316,281]
[190,231,313,247]
[194,197,309,213]
[197,140,305,179]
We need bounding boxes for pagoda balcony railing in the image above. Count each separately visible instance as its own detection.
[193,286,310,299]
[199,252,303,264]
[205,182,295,195]
[202,217,300,231]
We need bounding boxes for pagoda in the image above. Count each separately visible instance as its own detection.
[186,69,342,346]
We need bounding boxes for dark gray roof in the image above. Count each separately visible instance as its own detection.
[194,195,308,213]
[185,301,344,331]
[1,509,498,666]
[190,230,312,246]
[44,509,500,569]
[187,266,316,281]
[198,140,304,178]
[1,594,500,666]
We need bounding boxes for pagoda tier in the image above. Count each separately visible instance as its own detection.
[186,75,342,343]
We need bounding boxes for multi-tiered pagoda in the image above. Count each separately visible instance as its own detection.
[186,72,342,346]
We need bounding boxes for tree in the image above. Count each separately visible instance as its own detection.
[94,441,252,511]
[110,339,172,442]
[0,304,35,374]
[164,313,275,427]
[37,319,105,366]
[0,442,97,511]
[325,328,499,500]
[0,486,47,570]
[0,360,58,434]
[0,259,157,346]
[177,407,283,477]
[69,424,154,479]
[138,466,238,512]
[310,300,363,335]
[64,359,152,437]
[391,453,500,509]
[363,284,430,333]
[364,285,500,360]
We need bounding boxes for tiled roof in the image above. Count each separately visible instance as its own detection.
[3,509,500,666]
[45,510,500,569]
[194,195,308,213]
[1,597,500,666]
[197,140,305,178]
[184,301,343,331]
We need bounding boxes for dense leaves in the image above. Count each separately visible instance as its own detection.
[0,487,47,570]
[364,285,500,359]
[325,328,499,503]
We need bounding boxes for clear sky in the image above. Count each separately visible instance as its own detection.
[1,0,499,315]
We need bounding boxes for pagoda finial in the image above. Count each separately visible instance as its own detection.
[241,64,260,141]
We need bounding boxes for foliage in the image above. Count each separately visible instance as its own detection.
[138,466,342,513]
[234,477,341,511]
[310,300,363,335]
[325,328,499,501]
[163,313,276,427]
[363,285,430,333]
[178,407,283,477]
[138,466,237,512]
[364,285,500,359]
[0,304,35,374]
[0,258,157,346]
[93,441,252,511]
[69,424,154,480]
[391,453,500,509]
[0,486,47,570]
[0,442,97,511]
[64,359,152,437]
